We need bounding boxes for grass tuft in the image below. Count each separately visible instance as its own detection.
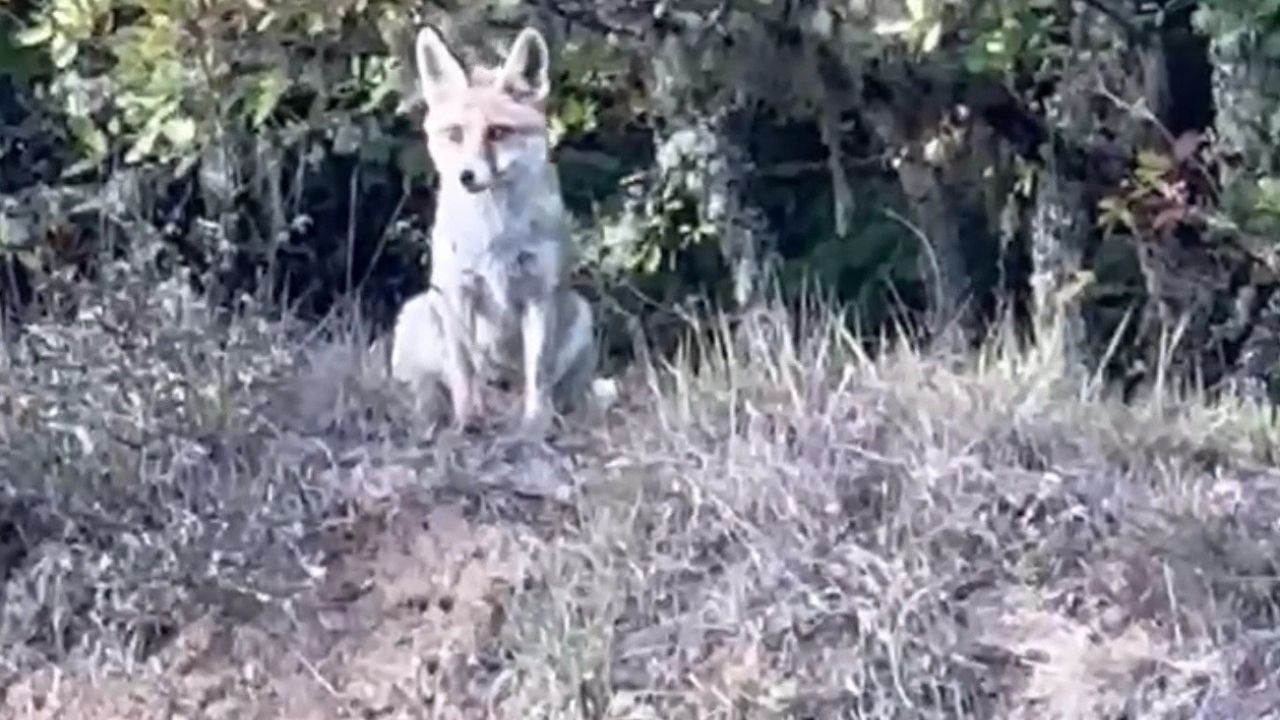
[2,268,1279,718]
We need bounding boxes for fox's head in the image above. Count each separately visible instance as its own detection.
[414,25,553,194]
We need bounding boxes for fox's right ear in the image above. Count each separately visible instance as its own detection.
[414,25,467,103]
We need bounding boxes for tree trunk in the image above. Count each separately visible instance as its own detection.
[1028,170,1090,362]
[859,82,989,344]
[648,32,776,309]
[1023,6,1123,366]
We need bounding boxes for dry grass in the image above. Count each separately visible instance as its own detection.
[3,258,1280,718]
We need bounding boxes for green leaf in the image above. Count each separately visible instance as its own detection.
[172,151,200,179]
[125,122,163,164]
[248,70,288,128]
[256,10,278,32]
[0,26,43,80]
[50,33,79,69]
[920,20,943,53]
[62,157,100,180]
[642,243,663,273]
[68,115,108,162]
[162,116,198,150]
[358,64,402,114]
[962,49,989,74]
[14,23,54,47]
[874,19,915,36]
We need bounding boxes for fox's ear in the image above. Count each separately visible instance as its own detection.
[414,25,468,103]
[499,27,551,103]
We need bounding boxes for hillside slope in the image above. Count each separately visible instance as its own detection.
[2,274,1279,718]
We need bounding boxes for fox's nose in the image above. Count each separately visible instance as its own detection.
[459,169,478,191]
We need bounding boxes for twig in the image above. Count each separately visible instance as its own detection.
[293,648,343,700]
[1079,0,1143,40]
[882,207,945,318]
[344,165,360,294]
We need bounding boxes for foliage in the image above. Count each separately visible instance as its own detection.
[4,0,1280,379]
[1097,134,1221,243]
[1195,0,1280,42]
[0,239,383,663]
[16,0,414,173]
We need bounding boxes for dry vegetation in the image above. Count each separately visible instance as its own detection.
[3,251,1280,719]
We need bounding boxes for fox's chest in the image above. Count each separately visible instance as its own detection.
[435,208,543,273]
[467,261,539,381]
[435,216,562,308]
[428,187,566,369]
[469,244,551,318]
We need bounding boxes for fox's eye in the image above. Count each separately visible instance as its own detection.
[486,125,512,142]
[444,126,463,143]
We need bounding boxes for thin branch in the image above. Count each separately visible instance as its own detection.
[1079,0,1144,41]
[539,0,649,40]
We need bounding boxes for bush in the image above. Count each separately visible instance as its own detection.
[0,239,411,670]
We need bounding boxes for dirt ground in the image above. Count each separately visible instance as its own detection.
[6,324,1280,720]
[3,490,540,719]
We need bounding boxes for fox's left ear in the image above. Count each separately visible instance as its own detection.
[499,27,551,103]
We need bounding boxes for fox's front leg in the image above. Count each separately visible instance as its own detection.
[520,297,555,432]
[441,287,479,429]
[444,340,476,429]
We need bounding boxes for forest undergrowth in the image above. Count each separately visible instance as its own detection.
[2,253,1280,719]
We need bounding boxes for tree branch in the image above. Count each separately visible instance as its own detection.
[1078,0,1144,41]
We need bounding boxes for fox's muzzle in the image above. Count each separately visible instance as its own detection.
[457,163,501,193]
[459,169,482,192]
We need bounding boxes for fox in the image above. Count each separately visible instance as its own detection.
[389,24,596,434]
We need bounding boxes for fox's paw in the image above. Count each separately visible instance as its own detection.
[451,399,484,436]
[516,407,553,440]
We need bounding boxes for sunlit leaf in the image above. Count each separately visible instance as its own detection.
[50,34,79,69]
[125,121,163,164]
[14,23,54,47]
[248,70,289,128]
[873,19,915,36]
[162,116,197,149]
[921,21,943,53]
[67,115,108,163]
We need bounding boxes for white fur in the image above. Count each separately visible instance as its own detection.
[391,26,596,432]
